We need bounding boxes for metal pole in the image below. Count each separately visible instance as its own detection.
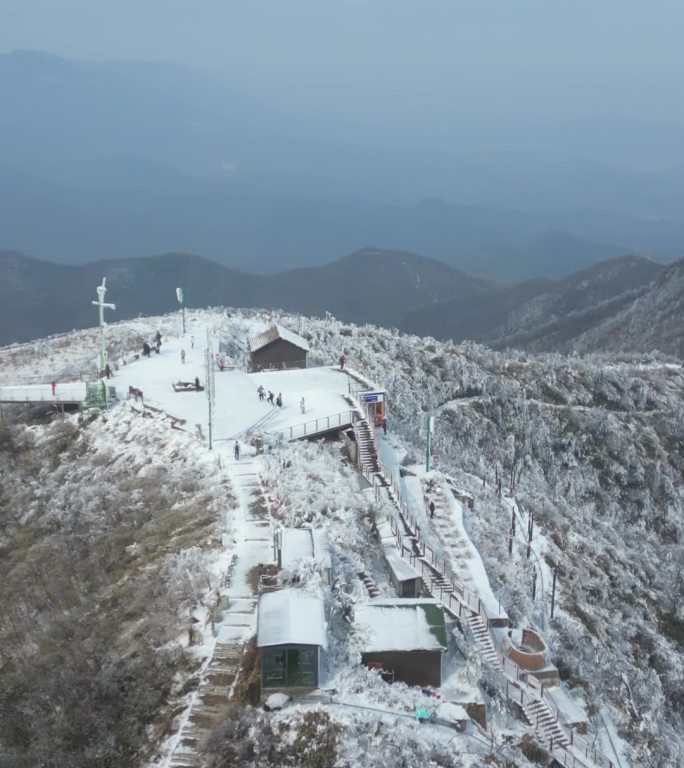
[92,278,115,375]
[176,287,186,335]
[205,330,215,450]
[425,414,432,472]
[527,514,534,559]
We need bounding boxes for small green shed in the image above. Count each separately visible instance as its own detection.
[257,589,327,691]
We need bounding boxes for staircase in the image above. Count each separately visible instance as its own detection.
[358,570,381,598]
[353,418,380,474]
[169,640,248,768]
[462,613,502,670]
[522,697,571,749]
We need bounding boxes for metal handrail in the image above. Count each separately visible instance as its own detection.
[375,453,615,768]
[276,409,356,441]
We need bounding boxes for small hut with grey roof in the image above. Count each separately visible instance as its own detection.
[355,598,447,687]
[248,324,309,372]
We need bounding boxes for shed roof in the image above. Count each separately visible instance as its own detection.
[257,589,327,649]
[376,518,420,583]
[355,599,447,652]
[281,528,332,570]
[248,324,310,354]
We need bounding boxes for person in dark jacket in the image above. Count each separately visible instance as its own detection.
[267,390,275,404]
[276,393,283,408]
[234,441,240,460]
[194,377,201,390]
[429,500,436,519]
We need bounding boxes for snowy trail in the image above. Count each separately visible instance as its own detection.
[159,447,274,768]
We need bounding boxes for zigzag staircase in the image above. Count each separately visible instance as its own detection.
[522,698,571,749]
[388,492,503,672]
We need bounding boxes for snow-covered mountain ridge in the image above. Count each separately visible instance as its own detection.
[0,309,682,767]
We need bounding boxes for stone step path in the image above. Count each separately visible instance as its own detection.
[353,418,381,474]
[358,570,381,598]
[164,453,274,768]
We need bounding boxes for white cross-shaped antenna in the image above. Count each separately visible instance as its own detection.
[92,278,116,372]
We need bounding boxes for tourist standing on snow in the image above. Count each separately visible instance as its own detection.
[181,349,186,364]
[234,441,240,460]
[339,353,346,370]
[429,500,435,519]
[276,393,283,408]
[105,363,112,379]
[194,377,201,390]
[267,391,275,405]
[300,397,305,414]
[258,385,265,401]
[382,416,387,435]
[51,381,56,396]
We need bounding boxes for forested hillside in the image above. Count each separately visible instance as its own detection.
[0,388,235,767]
[0,310,682,767]
[299,318,684,767]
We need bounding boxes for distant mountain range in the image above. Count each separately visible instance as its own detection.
[3,51,684,280]
[1,248,681,357]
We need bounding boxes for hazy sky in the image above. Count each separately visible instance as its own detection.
[2,1,684,155]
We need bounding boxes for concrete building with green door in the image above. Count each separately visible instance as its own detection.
[257,589,327,692]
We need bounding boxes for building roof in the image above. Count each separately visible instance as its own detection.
[280,528,332,571]
[248,324,310,354]
[355,599,447,652]
[376,518,420,583]
[257,589,327,649]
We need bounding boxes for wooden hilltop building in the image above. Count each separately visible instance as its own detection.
[248,324,309,372]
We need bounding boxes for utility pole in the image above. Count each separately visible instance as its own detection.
[425,414,435,472]
[91,278,116,374]
[176,287,186,335]
[205,330,215,450]
[550,568,558,619]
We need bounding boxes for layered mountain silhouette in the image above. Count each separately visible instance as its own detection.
[1,248,680,357]
[4,51,684,280]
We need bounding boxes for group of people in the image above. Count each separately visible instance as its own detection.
[142,331,163,358]
[257,385,283,407]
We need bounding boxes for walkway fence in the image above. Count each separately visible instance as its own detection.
[0,384,88,404]
[372,452,617,768]
[276,410,356,441]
